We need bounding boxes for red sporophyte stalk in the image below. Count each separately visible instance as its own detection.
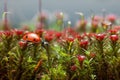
[80,40,89,49]
[95,33,106,41]
[36,22,45,29]
[38,13,47,22]
[70,65,77,71]
[107,14,117,23]
[0,31,3,41]
[0,31,3,36]
[110,35,118,42]
[18,41,27,48]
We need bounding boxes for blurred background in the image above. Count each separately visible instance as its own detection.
[0,0,120,27]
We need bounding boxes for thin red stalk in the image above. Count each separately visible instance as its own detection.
[39,0,42,14]
[39,0,42,25]
[4,0,8,30]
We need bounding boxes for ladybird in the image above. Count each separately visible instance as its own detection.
[23,33,41,43]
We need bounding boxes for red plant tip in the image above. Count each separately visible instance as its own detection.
[110,35,118,42]
[46,30,56,36]
[82,33,87,37]
[18,41,27,48]
[75,34,82,40]
[77,55,86,62]
[44,30,56,42]
[95,34,105,41]
[109,29,118,35]
[14,29,24,36]
[80,40,89,48]
[35,29,45,37]
[3,31,13,37]
[64,27,75,34]
[66,36,74,42]
[88,33,95,37]
[44,35,54,42]
[70,65,77,71]
[83,33,95,38]
[23,33,41,43]
[55,32,62,39]
[107,14,117,23]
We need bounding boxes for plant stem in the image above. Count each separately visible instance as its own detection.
[14,54,23,80]
[97,40,108,80]
[46,43,53,80]
[33,44,37,59]
[112,42,117,57]
[46,44,51,69]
